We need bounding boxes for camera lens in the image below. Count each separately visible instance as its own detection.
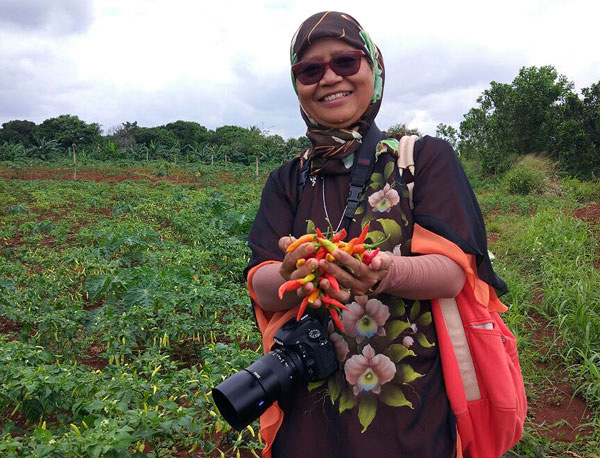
[212,348,303,430]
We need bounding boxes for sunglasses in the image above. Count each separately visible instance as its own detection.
[292,50,365,85]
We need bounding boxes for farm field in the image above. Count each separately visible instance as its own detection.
[1,160,599,457]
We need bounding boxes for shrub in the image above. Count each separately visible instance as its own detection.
[504,155,551,195]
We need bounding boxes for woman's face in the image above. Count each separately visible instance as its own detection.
[296,38,374,129]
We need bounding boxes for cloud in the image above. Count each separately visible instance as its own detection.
[0,0,93,35]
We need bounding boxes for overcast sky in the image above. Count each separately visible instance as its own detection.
[1,0,599,139]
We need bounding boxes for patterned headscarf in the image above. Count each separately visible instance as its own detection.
[290,11,385,175]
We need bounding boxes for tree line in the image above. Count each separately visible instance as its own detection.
[437,65,599,178]
[1,65,599,178]
[0,118,311,166]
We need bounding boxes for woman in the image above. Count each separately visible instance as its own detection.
[245,11,507,458]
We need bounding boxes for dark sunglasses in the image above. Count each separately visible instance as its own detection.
[292,50,365,85]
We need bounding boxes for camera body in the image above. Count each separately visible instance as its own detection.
[212,314,338,430]
[272,313,339,382]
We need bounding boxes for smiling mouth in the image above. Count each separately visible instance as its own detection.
[320,91,352,102]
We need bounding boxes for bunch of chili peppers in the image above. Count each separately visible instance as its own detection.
[278,222,382,333]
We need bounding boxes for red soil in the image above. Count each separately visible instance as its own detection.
[573,202,600,224]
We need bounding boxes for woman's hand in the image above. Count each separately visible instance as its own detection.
[278,236,320,301]
[319,249,392,297]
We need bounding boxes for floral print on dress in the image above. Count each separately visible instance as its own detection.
[368,183,400,213]
[341,296,389,342]
[344,345,396,395]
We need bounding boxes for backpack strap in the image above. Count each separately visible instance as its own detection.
[342,123,383,231]
[396,135,420,209]
[296,123,384,232]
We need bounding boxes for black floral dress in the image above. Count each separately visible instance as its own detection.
[245,136,500,457]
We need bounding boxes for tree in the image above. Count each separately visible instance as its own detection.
[435,123,459,152]
[37,115,102,151]
[458,66,576,174]
[386,123,421,137]
[163,120,208,149]
[0,120,37,146]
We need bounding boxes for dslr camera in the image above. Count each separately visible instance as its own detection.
[212,314,338,430]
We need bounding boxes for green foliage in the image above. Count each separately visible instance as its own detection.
[37,115,102,151]
[435,123,458,152]
[385,123,421,137]
[460,66,599,177]
[503,155,551,195]
[0,120,36,147]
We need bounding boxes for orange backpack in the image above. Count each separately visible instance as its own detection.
[399,136,527,458]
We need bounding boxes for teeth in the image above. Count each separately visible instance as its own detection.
[323,92,350,102]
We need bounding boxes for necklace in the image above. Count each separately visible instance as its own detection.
[322,176,348,233]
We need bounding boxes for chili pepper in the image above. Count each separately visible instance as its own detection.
[296,295,310,321]
[317,237,338,253]
[328,307,344,333]
[332,229,347,243]
[278,280,301,299]
[362,248,380,266]
[351,243,365,255]
[314,246,328,260]
[285,234,316,253]
[326,253,336,262]
[321,295,350,311]
[315,228,326,239]
[364,235,390,249]
[343,239,356,254]
[324,273,340,293]
[295,258,306,269]
[277,273,315,299]
[357,222,370,244]
[307,289,320,304]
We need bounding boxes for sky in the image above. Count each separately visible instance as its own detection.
[1,0,599,139]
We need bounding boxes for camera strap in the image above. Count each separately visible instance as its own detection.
[296,123,383,234]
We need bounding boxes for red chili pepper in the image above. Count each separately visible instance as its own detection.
[278,280,301,299]
[324,273,340,293]
[357,222,370,244]
[362,248,380,266]
[285,234,316,253]
[314,246,328,260]
[296,295,310,321]
[315,228,326,239]
[278,273,315,299]
[328,307,344,333]
[321,295,350,311]
[332,229,347,243]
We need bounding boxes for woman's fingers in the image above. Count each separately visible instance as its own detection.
[319,278,351,303]
[279,240,315,279]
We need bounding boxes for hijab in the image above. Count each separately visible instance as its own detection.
[290,11,384,175]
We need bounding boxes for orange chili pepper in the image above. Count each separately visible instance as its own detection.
[285,234,316,253]
[307,289,320,304]
[326,253,336,262]
[296,258,306,269]
[351,244,365,255]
